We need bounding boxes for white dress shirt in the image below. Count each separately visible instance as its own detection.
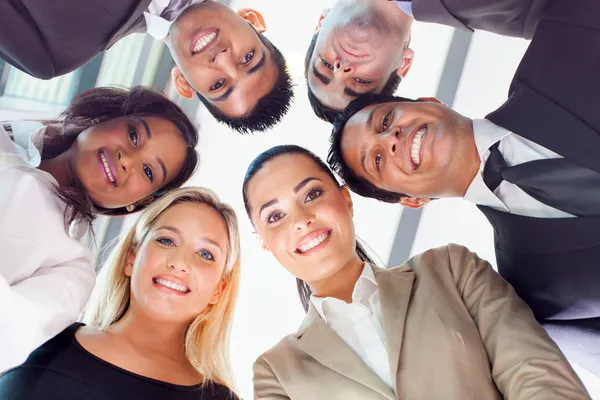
[144,0,205,40]
[0,122,95,372]
[311,264,394,391]
[394,0,414,17]
[464,118,574,218]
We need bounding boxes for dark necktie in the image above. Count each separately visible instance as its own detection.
[161,0,196,22]
[482,142,600,217]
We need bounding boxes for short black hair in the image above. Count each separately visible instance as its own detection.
[197,32,294,134]
[328,93,418,203]
[305,32,402,124]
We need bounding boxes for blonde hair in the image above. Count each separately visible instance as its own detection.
[83,187,241,390]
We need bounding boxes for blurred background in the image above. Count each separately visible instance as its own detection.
[1,0,598,397]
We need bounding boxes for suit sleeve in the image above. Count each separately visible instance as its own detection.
[0,2,57,79]
[446,244,591,399]
[253,357,291,400]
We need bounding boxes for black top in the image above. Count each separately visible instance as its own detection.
[0,323,239,400]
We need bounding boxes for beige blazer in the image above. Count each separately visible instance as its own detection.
[254,244,590,400]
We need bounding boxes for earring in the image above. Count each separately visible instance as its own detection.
[126,204,136,212]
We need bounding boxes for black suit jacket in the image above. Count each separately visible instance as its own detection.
[474,0,600,355]
[0,0,150,79]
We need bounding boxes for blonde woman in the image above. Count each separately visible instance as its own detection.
[0,187,240,400]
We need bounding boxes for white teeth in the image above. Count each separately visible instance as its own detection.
[298,231,330,253]
[154,278,189,293]
[99,152,115,184]
[192,31,217,53]
[410,127,426,167]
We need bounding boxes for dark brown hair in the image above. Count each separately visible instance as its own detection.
[241,144,376,312]
[43,86,199,228]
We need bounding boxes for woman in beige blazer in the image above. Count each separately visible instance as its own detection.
[241,145,590,400]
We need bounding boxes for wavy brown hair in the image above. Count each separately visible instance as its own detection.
[41,86,199,228]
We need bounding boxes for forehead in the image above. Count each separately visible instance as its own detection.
[340,104,378,170]
[247,154,331,203]
[155,202,229,242]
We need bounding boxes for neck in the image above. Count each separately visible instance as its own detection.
[38,151,73,187]
[448,120,480,198]
[308,253,364,303]
[106,304,190,363]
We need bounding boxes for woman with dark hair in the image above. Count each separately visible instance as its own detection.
[241,145,589,400]
[0,86,199,371]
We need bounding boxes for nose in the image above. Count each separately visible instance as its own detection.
[333,58,353,78]
[210,47,237,78]
[117,149,142,182]
[167,250,190,274]
[381,128,401,156]
[293,208,316,232]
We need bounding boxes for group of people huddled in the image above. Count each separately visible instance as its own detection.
[1,0,599,399]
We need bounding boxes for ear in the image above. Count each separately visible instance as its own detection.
[124,247,136,277]
[208,278,227,305]
[340,185,355,216]
[171,67,194,99]
[252,231,270,252]
[237,8,266,33]
[416,97,445,106]
[396,47,414,79]
[315,8,330,32]
[399,197,430,209]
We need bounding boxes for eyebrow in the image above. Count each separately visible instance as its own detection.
[211,51,267,103]
[139,118,152,139]
[359,106,379,174]
[312,63,331,85]
[157,157,167,184]
[258,177,323,218]
[344,87,376,98]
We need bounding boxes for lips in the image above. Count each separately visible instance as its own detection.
[295,228,332,255]
[97,149,117,186]
[190,29,218,55]
[152,275,191,295]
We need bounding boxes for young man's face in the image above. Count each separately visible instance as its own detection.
[340,100,479,201]
[307,0,414,112]
[167,2,278,117]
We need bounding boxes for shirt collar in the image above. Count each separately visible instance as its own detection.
[311,263,378,322]
[144,0,204,40]
[394,0,414,17]
[463,119,510,211]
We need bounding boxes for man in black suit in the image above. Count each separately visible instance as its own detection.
[326,0,600,375]
[0,0,293,134]
[305,0,550,122]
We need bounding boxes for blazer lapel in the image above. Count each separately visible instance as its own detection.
[296,306,395,400]
[374,265,415,392]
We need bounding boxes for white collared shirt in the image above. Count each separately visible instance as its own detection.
[0,122,95,372]
[464,119,574,218]
[144,0,205,40]
[394,0,414,17]
[311,264,394,391]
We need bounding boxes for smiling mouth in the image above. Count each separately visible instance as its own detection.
[98,149,117,186]
[191,29,218,55]
[153,277,191,294]
[410,124,427,168]
[296,230,332,254]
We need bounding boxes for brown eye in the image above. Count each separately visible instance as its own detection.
[305,188,323,202]
[242,50,255,65]
[128,125,139,146]
[320,57,333,70]
[375,154,382,170]
[382,112,391,130]
[210,78,226,91]
[267,211,285,224]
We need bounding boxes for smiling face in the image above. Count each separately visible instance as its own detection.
[340,101,479,199]
[247,153,358,284]
[167,2,278,117]
[124,202,230,323]
[71,116,187,209]
[308,0,413,111]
